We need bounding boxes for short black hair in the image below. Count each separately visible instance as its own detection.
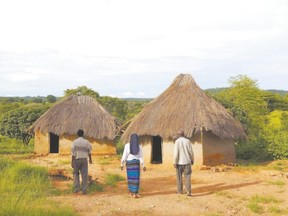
[77,129,84,137]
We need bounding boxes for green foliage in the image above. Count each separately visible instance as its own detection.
[64,86,100,98]
[46,95,57,103]
[263,111,288,160]
[125,99,150,121]
[247,194,282,214]
[0,136,34,154]
[0,103,49,145]
[105,173,125,187]
[213,75,288,161]
[116,137,125,156]
[0,157,77,216]
[88,181,104,192]
[263,91,288,111]
[99,96,128,123]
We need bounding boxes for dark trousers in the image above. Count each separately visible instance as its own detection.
[176,164,192,194]
[73,158,88,192]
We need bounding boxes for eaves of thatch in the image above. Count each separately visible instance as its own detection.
[30,95,119,140]
[121,74,246,142]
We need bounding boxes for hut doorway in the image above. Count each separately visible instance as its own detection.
[151,136,162,164]
[49,132,59,153]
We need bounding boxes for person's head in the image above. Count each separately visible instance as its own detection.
[177,128,185,137]
[130,133,140,155]
[77,129,84,137]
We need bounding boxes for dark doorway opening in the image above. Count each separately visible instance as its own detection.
[151,136,162,164]
[49,132,59,153]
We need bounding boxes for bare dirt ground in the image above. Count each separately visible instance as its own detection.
[28,155,288,216]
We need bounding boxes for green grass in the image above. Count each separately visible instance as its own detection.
[266,180,286,187]
[0,136,34,155]
[88,182,105,192]
[266,160,288,172]
[247,202,264,214]
[247,194,283,214]
[214,190,237,199]
[269,206,288,215]
[98,156,113,165]
[105,173,125,187]
[250,194,281,204]
[58,159,71,165]
[0,157,78,216]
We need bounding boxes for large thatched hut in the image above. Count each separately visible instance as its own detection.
[121,74,246,166]
[30,95,119,155]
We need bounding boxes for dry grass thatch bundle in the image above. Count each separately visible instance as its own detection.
[122,73,246,142]
[30,95,119,140]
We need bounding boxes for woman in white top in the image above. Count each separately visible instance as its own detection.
[121,134,146,198]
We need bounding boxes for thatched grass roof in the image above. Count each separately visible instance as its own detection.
[30,95,119,140]
[121,74,246,142]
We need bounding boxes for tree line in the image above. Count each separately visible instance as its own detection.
[1,75,288,161]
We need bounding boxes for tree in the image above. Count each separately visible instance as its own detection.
[264,110,288,159]
[213,75,272,161]
[46,95,57,103]
[99,96,128,123]
[64,86,100,99]
[0,104,49,145]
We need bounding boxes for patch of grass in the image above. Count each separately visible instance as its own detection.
[233,162,261,172]
[269,206,288,215]
[88,182,105,193]
[247,202,264,214]
[266,160,288,172]
[0,136,34,155]
[266,180,286,187]
[105,173,125,187]
[214,191,237,199]
[58,160,70,165]
[0,157,77,216]
[247,194,283,215]
[98,157,113,165]
[250,195,282,204]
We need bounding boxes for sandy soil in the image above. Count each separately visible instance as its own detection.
[28,155,288,216]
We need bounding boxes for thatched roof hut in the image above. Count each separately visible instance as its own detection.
[31,95,119,155]
[121,74,246,165]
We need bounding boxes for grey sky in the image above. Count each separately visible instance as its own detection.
[0,0,288,97]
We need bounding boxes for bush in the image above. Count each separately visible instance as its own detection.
[0,157,77,216]
[268,132,288,160]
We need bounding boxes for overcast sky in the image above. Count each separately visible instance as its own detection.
[0,0,288,98]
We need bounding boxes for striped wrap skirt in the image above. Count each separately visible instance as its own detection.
[126,159,140,193]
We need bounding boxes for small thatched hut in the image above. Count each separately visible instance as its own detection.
[121,74,246,166]
[30,95,119,155]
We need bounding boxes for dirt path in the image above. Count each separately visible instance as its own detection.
[29,155,288,216]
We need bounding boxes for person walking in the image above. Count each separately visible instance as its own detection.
[121,133,146,198]
[71,129,92,194]
[173,129,194,196]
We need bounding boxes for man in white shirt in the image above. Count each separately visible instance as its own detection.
[71,129,92,194]
[173,129,194,196]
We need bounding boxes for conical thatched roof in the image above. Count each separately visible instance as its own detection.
[30,95,119,140]
[121,74,246,142]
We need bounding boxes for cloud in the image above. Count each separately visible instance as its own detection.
[0,1,288,96]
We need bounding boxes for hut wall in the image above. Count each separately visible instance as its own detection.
[202,131,235,165]
[59,135,116,155]
[34,130,49,154]
[34,132,116,155]
[139,135,203,166]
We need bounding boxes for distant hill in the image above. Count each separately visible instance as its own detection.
[265,89,288,97]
